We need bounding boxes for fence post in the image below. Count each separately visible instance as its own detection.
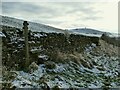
[23,21,30,68]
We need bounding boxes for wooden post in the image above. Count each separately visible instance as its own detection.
[23,21,29,68]
[0,29,2,89]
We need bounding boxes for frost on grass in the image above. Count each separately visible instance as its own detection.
[8,40,119,88]
[11,54,120,88]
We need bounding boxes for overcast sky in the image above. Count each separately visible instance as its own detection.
[1,1,118,33]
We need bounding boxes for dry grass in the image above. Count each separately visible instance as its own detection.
[50,50,93,69]
[49,39,119,69]
[95,40,119,56]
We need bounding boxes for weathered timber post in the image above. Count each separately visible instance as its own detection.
[23,21,30,68]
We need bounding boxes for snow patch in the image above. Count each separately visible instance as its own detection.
[0,32,6,37]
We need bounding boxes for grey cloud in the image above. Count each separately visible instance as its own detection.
[2,2,54,15]
[2,2,102,25]
[42,2,102,20]
[2,2,101,17]
[49,2,99,14]
[82,16,102,20]
[2,2,18,14]
[32,18,63,25]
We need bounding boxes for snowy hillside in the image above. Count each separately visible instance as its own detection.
[1,15,65,33]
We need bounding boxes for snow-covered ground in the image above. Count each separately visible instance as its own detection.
[11,57,120,88]
[10,43,120,88]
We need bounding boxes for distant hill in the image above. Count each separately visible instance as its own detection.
[68,28,118,37]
